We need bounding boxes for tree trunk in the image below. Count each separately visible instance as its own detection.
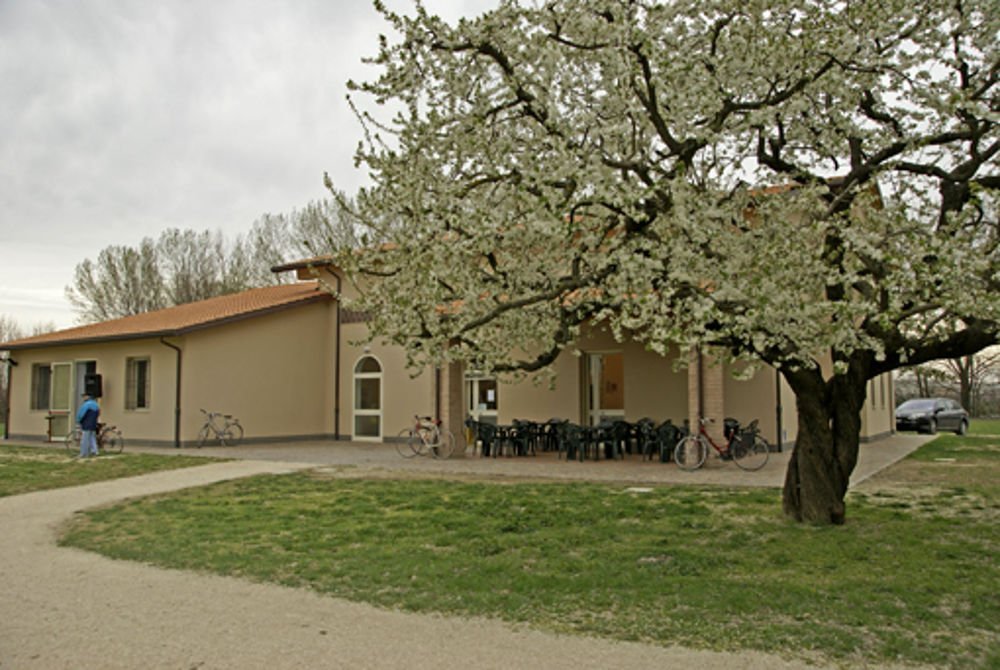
[781,365,867,524]
[957,355,974,415]
[915,367,931,397]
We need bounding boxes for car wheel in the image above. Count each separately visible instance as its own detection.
[955,420,968,436]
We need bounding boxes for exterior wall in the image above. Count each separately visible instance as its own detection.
[339,321,434,441]
[5,338,179,444]
[778,373,798,447]
[179,303,335,444]
[860,372,894,440]
[723,361,782,446]
[487,327,689,427]
[5,299,340,447]
[619,342,688,425]
[497,353,582,424]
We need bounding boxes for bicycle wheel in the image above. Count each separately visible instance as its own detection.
[220,424,242,447]
[430,429,456,459]
[65,427,82,452]
[102,428,125,454]
[673,435,708,471]
[226,422,244,446]
[197,425,212,448]
[413,428,434,457]
[732,436,769,471]
[395,429,420,458]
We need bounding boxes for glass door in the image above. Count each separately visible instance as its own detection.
[48,362,73,438]
[587,352,624,426]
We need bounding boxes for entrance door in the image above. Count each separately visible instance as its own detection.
[587,352,624,425]
[48,362,73,438]
[352,356,382,441]
[466,376,498,425]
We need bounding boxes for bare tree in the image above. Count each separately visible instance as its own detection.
[247,191,363,270]
[944,351,1000,416]
[66,239,165,322]
[1,316,56,433]
[0,315,20,435]
[899,348,1000,416]
[64,193,363,324]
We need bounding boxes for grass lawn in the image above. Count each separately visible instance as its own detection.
[58,434,999,669]
[0,444,219,497]
[969,417,1000,435]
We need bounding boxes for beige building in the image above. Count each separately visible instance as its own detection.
[1,260,894,450]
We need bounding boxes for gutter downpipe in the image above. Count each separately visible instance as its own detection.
[697,348,704,424]
[775,368,784,452]
[160,338,182,448]
[2,355,14,440]
[334,273,341,441]
[435,367,441,422]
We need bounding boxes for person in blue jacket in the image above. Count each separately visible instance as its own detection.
[76,393,101,458]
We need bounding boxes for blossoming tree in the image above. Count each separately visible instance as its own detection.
[333,0,998,523]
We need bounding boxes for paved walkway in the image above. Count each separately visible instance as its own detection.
[128,432,932,488]
[0,435,930,669]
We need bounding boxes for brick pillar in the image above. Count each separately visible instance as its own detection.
[687,349,700,437]
[687,349,726,444]
[438,362,466,458]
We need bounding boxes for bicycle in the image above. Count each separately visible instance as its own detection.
[197,408,244,447]
[674,417,769,471]
[65,422,125,454]
[396,415,456,459]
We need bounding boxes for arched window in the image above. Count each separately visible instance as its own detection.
[353,355,382,440]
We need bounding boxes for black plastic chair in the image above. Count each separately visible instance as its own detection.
[560,423,584,461]
[542,418,567,452]
[511,419,539,456]
[465,418,498,457]
[609,419,633,458]
[636,418,658,460]
[654,420,681,463]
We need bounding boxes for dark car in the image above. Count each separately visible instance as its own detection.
[895,398,969,435]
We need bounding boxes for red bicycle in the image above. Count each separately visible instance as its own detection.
[674,417,769,471]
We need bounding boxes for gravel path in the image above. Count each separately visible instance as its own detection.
[1,438,929,669]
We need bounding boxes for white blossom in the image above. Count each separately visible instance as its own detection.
[335,0,998,383]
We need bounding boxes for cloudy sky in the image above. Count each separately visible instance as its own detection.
[0,0,491,331]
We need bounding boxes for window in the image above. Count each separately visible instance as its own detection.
[126,358,151,410]
[466,376,498,425]
[30,364,51,410]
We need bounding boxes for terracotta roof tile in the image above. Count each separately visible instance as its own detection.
[0,282,330,350]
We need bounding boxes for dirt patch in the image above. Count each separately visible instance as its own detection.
[854,457,996,491]
[306,464,654,486]
[851,457,998,523]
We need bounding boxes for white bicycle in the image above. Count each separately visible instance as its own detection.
[396,415,456,459]
[197,409,244,447]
